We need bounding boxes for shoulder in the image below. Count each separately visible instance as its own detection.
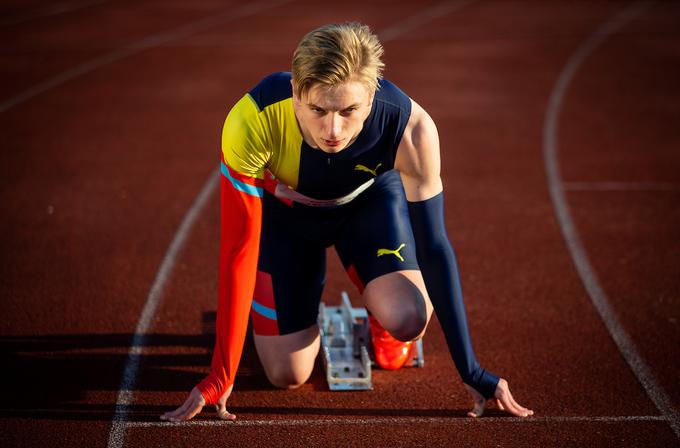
[224,71,291,141]
[374,78,412,115]
[395,98,443,200]
[247,72,293,111]
[397,99,439,167]
[221,73,291,177]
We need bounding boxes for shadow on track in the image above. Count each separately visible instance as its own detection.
[1,312,274,421]
[2,312,498,422]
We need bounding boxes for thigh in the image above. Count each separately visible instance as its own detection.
[252,193,327,336]
[335,170,420,292]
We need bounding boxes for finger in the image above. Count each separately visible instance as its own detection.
[169,397,202,422]
[507,401,532,416]
[181,403,204,421]
[495,398,505,411]
[495,379,531,418]
[467,397,486,418]
[499,396,523,417]
[216,399,237,421]
[504,388,533,417]
[506,388,533,416]
[500,393,530,418]
[161,401,191,420]
[171,402,202,422]
[497,390,522,415]
[217,409,237,421]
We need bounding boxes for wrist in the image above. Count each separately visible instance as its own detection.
[465,369,499,400]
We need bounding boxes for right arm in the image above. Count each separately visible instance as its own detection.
[197,159,263,404]
[161,158,263,422]
[162,94,269,421]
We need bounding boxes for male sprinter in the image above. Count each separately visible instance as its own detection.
[162,23,532,421]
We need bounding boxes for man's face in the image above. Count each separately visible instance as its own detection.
[292,80,374,153]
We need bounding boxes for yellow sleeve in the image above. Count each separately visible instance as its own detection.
[221,94,272,179]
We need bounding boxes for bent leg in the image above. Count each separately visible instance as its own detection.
[253,324,320,389]
[251,191,328,389]
[364,269,433,342]
[335,171,433,343]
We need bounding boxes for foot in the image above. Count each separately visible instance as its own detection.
[368,315,413,370]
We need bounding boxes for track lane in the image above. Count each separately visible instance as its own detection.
[131,0,672,444]
[1,1,298,447]
[552,0,680,434]
[3,0,679,446]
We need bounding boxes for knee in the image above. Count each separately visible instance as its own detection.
[389,308,428,342]
[364,271,432,342]
[265,365,311,390]
[254,326,320,390]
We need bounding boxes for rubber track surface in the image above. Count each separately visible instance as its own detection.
[1,1,678,446]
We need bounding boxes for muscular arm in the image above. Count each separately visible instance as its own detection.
[395,100,532,417]
[395,99,499,398]
[395,100,443,201]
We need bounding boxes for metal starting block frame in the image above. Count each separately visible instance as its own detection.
[318,291,424,391]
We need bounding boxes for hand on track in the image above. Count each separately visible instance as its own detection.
[215,384,236,421]
[464,378,533,418]
[160,385,235,421]
[160,387,205,422]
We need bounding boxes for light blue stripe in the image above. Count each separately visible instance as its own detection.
[220,162,263,198]
[252,299,277,320]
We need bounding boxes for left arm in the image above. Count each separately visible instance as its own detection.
[395,99,533,418]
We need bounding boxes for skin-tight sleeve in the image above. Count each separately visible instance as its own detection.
[407,192,499,399]
[196,162,263,405]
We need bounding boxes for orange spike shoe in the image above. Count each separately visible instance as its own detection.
[368,315,413,370]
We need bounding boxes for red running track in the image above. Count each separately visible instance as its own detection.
[1,1,679,446]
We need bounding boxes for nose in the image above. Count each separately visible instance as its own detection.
[325,113,342,139]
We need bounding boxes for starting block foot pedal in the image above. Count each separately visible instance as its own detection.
[318,292,372,391]
[318,291,425,391]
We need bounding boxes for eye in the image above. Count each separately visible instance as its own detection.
[341,108,356,116]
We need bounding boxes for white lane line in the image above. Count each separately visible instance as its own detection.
[543,0,680,440]
[563,181,680,191]
[125,415,668,427]
[107,169,219,448]
[0,0,293,113]
[108,2,479,446]
[378,0,475,42]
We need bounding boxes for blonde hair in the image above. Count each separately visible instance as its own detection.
[292,22,385,99]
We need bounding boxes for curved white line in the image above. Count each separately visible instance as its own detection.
[106,169,219,448]
[543,0,680,439]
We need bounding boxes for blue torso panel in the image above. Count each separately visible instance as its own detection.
[246,72,412,201]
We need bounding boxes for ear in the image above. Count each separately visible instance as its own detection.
[290,79,298,102]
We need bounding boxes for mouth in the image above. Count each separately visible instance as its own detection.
[322,139,343,148]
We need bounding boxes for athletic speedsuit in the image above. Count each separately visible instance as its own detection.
[197,72,499,404]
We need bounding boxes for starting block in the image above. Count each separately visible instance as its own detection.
[318,291,424,391]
